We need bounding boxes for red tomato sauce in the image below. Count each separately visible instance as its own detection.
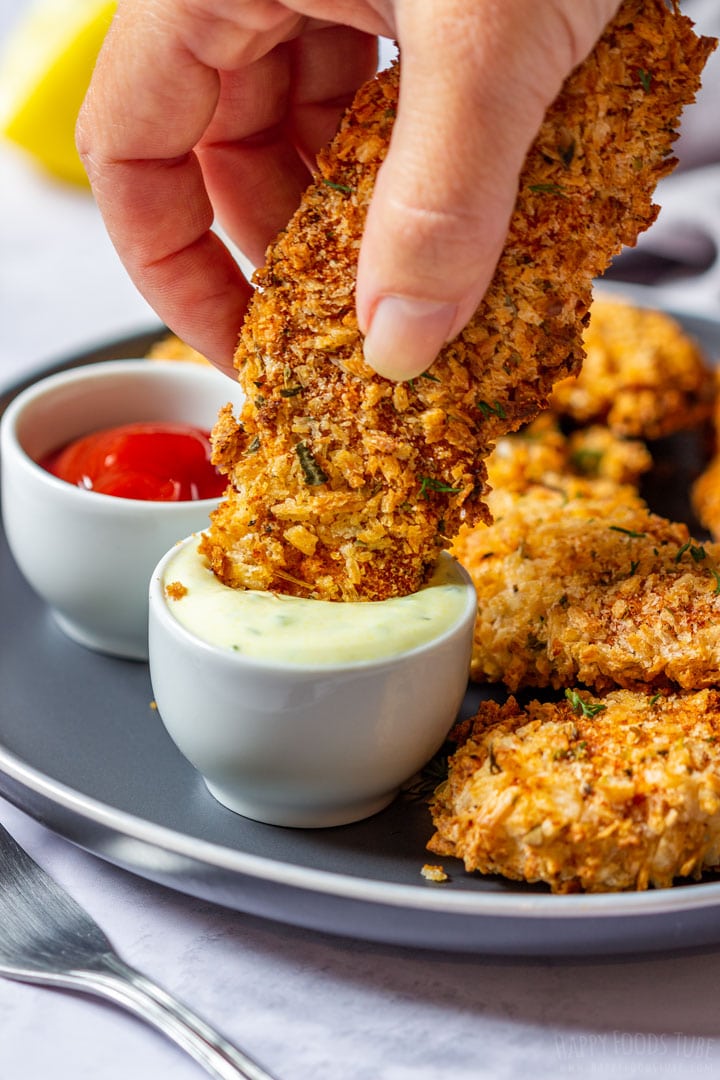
[39,422,225,502]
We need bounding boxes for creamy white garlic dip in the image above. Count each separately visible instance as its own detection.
[162,542,471,665]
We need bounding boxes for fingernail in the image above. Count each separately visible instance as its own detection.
[363,296,458,381]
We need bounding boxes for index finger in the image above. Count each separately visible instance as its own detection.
[76,0,305,372]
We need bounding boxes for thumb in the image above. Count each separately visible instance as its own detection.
[357,0,620,380]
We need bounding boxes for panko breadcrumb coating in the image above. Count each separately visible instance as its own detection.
[428,690,720,894]
[420,864,449,884]
[693,458,720,541]
[451,476,720,692]
[550,294,715,438]
[486,413,652,493]
[692,371,720,540]
[200,0,715,602]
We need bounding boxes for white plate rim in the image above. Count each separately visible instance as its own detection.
[4,739,720,922]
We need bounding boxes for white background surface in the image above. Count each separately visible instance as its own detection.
[3,3,720,1079]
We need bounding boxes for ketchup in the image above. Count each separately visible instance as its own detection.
[40,422,225,502]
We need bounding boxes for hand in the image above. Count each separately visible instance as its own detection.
[77,0,620,380]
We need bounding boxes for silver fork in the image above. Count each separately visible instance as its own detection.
[0,821,277,1080]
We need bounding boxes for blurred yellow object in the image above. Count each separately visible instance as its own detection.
[0,0,116,185]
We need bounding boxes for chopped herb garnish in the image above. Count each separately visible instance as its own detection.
[419,476,462,499]
[559,139,576,167]
[476,399,507,419]
[565,688,607,718]
[421,371,441,383]
[570,448,603,475]
[710,568,720,595]
[488,744,502,774]
[674,541,691,563]
[245,435,260,454]
[295,442,328,485]
[609,526,646,538]
[321,178,353,194]
[690,544,707,563]
[649,692,662,706]
[529,182,565,196]
[629,560,639,576]
[638,68,652,92]
[280,365,302,396]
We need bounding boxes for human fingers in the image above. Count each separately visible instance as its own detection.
[77,0,307,373]
[196,24,378,268]
[357,0,621,380]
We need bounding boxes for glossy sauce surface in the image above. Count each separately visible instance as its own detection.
[162,542,471,665]
[40,422,225,501]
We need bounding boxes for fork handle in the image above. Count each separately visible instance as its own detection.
[56,958,276,1080]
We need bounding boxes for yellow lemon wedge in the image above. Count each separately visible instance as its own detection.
[0,0,116,186]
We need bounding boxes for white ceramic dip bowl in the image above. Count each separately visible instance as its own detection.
[148,534,477,828]
[1,359,239,660]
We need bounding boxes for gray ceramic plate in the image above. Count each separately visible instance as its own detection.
[2,316,720,958]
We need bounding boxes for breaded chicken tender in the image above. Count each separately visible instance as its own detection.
[692,371,720,540]
[551,295,715,438]
[486,414,652,493]
[451,477,720,692]
[693,459,720,541]
[428,689,720,893]
[200,0,715,601]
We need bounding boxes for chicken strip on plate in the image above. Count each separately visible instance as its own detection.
[692,371,720,540]
[428,689,720,893]
[485,413,652,494]
[551,295,715,439]
[451,477,720,692]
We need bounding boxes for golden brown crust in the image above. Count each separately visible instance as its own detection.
[550,295,715,438]
[691,371,720,539]
[693,455,720,541]
[452,475,720,693]
[428,689,720,893]
[485,413,653,493]
[202,0,715,601]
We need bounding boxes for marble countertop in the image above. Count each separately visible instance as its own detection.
[3,7,720,1073]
